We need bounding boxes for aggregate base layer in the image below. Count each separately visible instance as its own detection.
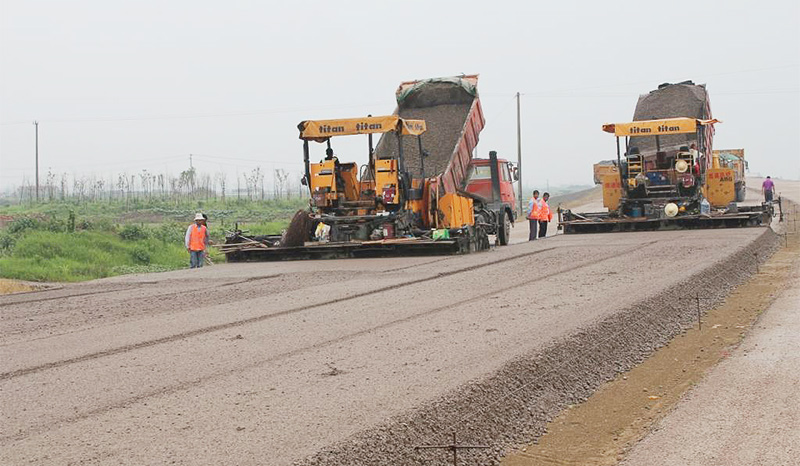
[0,226,778,465]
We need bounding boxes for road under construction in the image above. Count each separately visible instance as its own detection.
[1,73,796,464]
[2,182,796,465]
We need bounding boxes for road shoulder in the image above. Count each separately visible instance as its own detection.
[621,244,800,466]
[502,226,798,466]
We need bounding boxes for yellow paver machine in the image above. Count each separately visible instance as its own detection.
[223,115,485,260]
[560,117,773,233]
[223,76,517,261]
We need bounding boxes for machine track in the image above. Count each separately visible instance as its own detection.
[3,246,567,380]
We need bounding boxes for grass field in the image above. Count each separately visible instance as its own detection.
[0,198,304,282]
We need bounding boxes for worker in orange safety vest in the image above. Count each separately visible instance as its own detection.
[538,192,553,238]
[527,190,542,241]
[185,213,209,269]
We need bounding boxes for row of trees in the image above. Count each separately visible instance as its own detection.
[9,166,304,204]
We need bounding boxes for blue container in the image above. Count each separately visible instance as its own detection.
[631,206,643,217]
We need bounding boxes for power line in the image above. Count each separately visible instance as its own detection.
[522,88,799,99]
[191,154,303,166]
[34,121,39,202]
[0,101,389,126]
[520,63,800,96]
[3,64,795,126]
[0,154,188,172]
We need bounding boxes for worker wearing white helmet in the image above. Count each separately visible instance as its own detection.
[185,213,209,268]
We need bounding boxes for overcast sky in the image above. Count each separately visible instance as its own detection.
[1,0,798,194]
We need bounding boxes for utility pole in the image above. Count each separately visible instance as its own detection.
[34,121,39,202]
[516,92,523,214]
[189,153,193,169]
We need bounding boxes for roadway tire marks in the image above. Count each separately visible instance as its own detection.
[0,247,559,381]
[1,242,657,442]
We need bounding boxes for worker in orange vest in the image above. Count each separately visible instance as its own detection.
[527,190,541,241]
[538,192,553,238]
[185,213,209,268]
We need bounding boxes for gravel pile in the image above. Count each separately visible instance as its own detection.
[629,82,710,155]
[297,229,780,466]
[281,210,311,247]
[374,82,476,180]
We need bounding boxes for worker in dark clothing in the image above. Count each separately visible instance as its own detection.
[538,192,553,238]
[527,190,541,241]
[324,148,346,195]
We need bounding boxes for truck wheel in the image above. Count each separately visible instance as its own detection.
[498,209,511,246]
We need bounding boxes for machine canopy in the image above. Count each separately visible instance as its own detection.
[602,117,720,137]
[298,115,426,141]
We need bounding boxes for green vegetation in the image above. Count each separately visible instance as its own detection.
[0,230,186,282]
[0,197,306,226]
[0,198,304,282]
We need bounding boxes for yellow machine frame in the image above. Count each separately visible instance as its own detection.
[374,159,400,205]
[300,115,426,212]
[437,193,475,228]
[600,117,732,208]
[601,174,623,210]
[299,114,475,230]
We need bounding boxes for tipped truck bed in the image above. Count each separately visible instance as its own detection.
[374,75,485,193]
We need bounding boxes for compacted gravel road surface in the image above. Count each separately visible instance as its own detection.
[0,213,777,465]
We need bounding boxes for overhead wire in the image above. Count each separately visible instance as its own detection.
[191,154,303,166]
[0,100,390,126]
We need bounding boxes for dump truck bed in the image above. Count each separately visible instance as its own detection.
[374,76,485,193]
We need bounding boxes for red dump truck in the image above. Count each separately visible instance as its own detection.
[381,76,518,244]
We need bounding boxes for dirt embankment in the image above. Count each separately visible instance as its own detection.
[620,216,799,466]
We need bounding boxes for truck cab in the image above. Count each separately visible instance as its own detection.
[463,154,519,246]
[465,157,518,219]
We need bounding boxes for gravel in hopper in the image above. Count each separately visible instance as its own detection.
[629,82,710,155]
[374,82,476,180]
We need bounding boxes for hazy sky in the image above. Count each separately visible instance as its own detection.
[1,0,798,194]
